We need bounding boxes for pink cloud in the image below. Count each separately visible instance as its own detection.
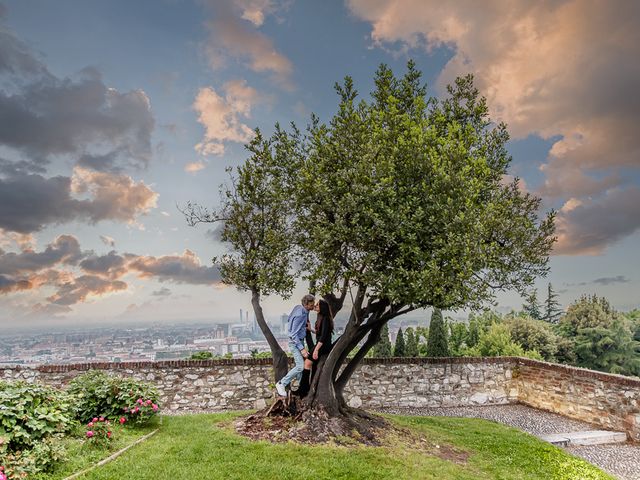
[203,0,293,88]
[193,80,259,156]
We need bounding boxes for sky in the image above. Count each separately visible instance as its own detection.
[0,0,639,330]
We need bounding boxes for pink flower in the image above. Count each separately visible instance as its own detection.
[88,422,94,427]
[107,431,112,438]
[134,407,140,413]
[86,431,94,438]
[124,407,128,412]
[92,417,98,422]
[152,404,158,411]
[146,399,152,405]
[99,416,104,422]
[0,472,6,480]
[119,417,126,424]
[137,398,143,404]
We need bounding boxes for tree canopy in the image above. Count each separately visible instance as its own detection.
[186,61,556,420]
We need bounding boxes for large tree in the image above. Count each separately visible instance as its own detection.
[188,62,555,437]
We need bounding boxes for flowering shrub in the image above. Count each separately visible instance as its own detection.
[85,417,114,448]
[68,370,159,424]
[0,381,72,477]
[123,398,160,426]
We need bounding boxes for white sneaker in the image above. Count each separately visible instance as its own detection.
[275,382,287,397]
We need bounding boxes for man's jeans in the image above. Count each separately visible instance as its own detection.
[279,340,304,387]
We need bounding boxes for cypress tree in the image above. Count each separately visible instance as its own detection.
[393,327,406,357]
[544,283,563,323]
[522,289,542,320]
[405,327,419,357]
[427,308,449,357]
[372,323,393,357]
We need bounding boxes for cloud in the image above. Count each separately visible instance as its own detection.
[128,249,221,285]
[185,161,206,173]
[79,250,127,279]
[47,275,127,306]
[0,234,222,313]
[100,235,115,247]
[0,168,158,234]
[593,276,630,286]
[0,229,35,250]
[554,187,640,255]
[0,15,154,173]
[347,0,640,252]
[193,80,258,156]
[202,0,293,87]
[151,286,172,297]
[0,235,83,275]
[0,274,31,293]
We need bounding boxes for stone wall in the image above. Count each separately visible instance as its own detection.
[2,357,639,440]
[344,357,515,409]
[514,358,640,441]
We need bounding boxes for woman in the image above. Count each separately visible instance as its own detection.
[294,299,334,398]
[312,299,334,361]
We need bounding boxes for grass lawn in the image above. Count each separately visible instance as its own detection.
[33,421,159,480]
[54,413,613,480]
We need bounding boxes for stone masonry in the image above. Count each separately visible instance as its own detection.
[1,357,638,440]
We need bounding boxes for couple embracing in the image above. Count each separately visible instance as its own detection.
[275,294,334,398]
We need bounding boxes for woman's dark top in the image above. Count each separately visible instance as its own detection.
[315,315,334,356]
[305,330,315,352]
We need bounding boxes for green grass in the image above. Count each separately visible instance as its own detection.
[33,421,159,480]
[45,413,614,480]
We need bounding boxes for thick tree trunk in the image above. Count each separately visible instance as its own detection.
[250,289,288,381]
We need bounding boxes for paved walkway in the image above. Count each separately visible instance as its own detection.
[376,404,640,480]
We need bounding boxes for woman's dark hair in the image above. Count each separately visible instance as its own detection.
[315,299,334,333]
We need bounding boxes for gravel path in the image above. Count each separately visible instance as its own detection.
[375,404,640,480]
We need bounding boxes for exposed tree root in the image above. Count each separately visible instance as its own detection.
[235,394,390,445]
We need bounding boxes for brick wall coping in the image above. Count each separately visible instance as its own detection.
[514,357,640,388]
[2,356,639,387]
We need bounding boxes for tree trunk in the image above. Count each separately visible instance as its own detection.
[250,289,288,381]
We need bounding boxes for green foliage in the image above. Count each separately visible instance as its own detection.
[622,309,640,342]
[427,309,449,357]
[522,290,542,320]
[291,63,555,310]
[504,314,558,361]
[372,323,393,357]
[543,283,563,323]
[559,294,616,337]
[574,319,640,376]
[250,349,273,359]
[466,315,480,348]
[404,327,419,357]
[67,371,159,425]
[464,323,542,360]
[0,381,73,477]
[0,381,74,450]
[183,128,296,298]
[190,350,213,360]
[393,328,406,357]
[448,321,469,356]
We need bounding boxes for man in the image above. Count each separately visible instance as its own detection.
[275,294,315,397]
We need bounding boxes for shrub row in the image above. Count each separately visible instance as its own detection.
[0,371,159,478]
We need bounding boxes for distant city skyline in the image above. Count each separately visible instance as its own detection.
[1,1,639,330]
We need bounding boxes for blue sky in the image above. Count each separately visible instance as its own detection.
[0,0,638,328]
